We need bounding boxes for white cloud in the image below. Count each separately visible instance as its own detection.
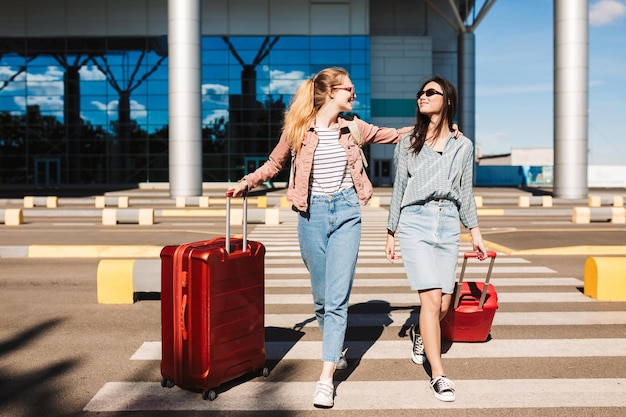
[79,65,106,81]
[203,109,229,126]
[264,68,310,95]
[14,95,64,116]
[202,83,229,106]
[590,0,626,26]
[90,99,147,119]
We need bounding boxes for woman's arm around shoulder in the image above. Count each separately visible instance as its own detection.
[353,117,412,146]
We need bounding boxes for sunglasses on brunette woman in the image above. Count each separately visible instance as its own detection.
[417,88,444,99]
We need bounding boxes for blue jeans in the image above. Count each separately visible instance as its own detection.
[298,187,361,363]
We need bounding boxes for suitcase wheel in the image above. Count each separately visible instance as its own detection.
[262,366,270,377]
[202,389,217,401]
[161,378,174,388]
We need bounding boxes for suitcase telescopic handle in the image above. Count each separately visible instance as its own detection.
[454,251,497,309]
[225,191,247,254]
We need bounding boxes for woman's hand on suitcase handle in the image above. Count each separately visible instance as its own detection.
[470,227,488,260]
[227,180,248,197]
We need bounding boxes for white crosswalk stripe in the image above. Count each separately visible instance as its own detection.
[84,206,626,413]
[84,379,626,411]
[130,338,626,361]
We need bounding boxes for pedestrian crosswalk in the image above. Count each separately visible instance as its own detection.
[84,206,626,413]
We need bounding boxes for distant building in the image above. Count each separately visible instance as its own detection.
[478,148,553,166]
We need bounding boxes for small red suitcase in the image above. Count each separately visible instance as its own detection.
[441,251,498,342]
[160,193,269,400]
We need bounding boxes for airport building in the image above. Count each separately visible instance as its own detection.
[0,1,590,197]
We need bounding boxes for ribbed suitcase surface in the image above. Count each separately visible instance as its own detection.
[160,195,268,400]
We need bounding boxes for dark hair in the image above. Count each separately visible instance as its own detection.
[409,76,457,154]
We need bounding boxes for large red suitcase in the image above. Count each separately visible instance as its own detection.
[160,194,268,400]
[441,251,498,342]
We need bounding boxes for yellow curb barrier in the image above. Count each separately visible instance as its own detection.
[96,259,161,304]
[518,195,553,208]
[1,208,23,225]
[161,209,227,217]
[97,259,135,304]
[572,207,626,224]
[95,196,129,208]
[589,195,625,208]
[264,208,280,225]
[27,245,163,258]
[175,196,210,208]
[584,257,626,301]
[102,208,155,225]
[23,196,58,208]
[477,208,505,216]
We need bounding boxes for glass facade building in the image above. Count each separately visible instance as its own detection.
[0,35,369,186]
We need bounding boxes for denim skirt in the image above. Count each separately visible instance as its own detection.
[397,199,460,294]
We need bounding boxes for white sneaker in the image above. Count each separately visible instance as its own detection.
[313,380,334,408]
[410,325,425,365]
[430,375,456,402]
[335,348,348,370]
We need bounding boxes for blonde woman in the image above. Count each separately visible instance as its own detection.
[228,67,412,408]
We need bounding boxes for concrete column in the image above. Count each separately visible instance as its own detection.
[168,0,202,197]
[553,0,589,198]
[458,31,476,165]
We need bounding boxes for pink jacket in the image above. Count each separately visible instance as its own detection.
[241,117,410,212]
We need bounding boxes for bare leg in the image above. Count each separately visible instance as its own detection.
[418,289,445,378]
[319,361,336,381]
[440,293,452,321]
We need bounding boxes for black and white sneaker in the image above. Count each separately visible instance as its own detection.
[430,375,456,402]
[409,324,425,365]
[335,348,348,370]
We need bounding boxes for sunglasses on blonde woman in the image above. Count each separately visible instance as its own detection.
[333,85,355,95]
[417,88,444,99]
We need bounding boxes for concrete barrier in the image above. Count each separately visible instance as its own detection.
[97,259,161,304]
[572,207,626,224]
[518,195,553,208]
[368,196,380,207]
[95,196,129,208]
[584,257,626,301]
[256,196,267,208]
[264,208,280,225]
[229,208,280,225]
[0,208,23,225]
[175,196,210,208]
[589,195,625,207]
[102,208,155,225]
[23,196,58,208]
[97,259,136,304]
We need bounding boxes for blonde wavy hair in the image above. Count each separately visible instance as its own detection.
[282,67,349,153]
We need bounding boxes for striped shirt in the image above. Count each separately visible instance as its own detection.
[387,133,479,233]
[310,127,354,195]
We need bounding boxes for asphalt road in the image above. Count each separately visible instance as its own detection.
[1,186,625,416]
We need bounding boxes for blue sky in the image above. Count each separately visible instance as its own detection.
[475,0,626,165]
